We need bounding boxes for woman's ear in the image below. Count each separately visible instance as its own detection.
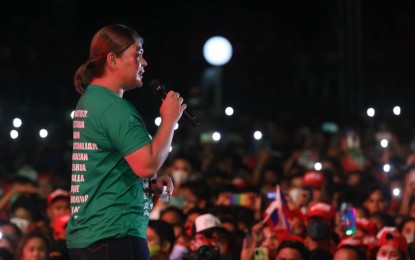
[107,53,117,69]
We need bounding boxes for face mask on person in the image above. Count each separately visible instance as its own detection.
[307,221,330,241]
[149,244,160,257]
[170,244,188,259]
[289,187,302,204]
[171,170,189,186]
[404,233,414,243]
[10,217,29,233]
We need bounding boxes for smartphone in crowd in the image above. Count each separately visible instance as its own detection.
[254,247,269,260]
[340,202,356,236]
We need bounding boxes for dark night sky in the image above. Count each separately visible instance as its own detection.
[1,0,415,136]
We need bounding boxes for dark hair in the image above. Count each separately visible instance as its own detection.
[336,245,366,260]
[148,220,176,254]
[409,195,415,208]
[398,216,415,232]
[74,24,140,94]
[16,232,50,260]
[309,248,332,260]
[185,207,207,217]
[180,180,212,203]
[371,212,396,227]
[0,248,13,260]
[10,195,43,222]
[362,182,391,203]
[275,240,309,260]
[160,206,186,225]
[0,220,22,243]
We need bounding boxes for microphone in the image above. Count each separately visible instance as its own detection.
[149,79,199,127]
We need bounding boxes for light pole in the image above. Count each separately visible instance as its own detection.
[202,36,233,114]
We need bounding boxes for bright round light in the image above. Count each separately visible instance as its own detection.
[174,123,179,130]
[380,139,389,148]
[314,162,322,171]
[393,106,401,116]
[212,132,221,142]
[70,111,75,119]
[39,129,48,138]
[203,36,233,66]
[367,108,375,117]
[13,118,22,128]
[225,107,234,116]
[154,117,162,126]
[383,164,390,172]
[393,188,400,197]
[10,130,18,139]
[169,146,173,152]
[253,131,262,140]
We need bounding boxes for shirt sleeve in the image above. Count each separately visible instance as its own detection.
[101,100,151,156]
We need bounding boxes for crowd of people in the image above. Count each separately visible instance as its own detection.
[0,117,415,259]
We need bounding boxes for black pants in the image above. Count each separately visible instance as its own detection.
[68,236,149,260]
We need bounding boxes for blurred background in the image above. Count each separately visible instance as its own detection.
[0,0,414,177]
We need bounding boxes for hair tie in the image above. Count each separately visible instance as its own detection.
[86,57,93,67]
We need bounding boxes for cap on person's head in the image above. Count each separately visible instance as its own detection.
[276,229,304,243]
[377,227,408,255]
[47,189,70,206]
[356,218,378,236]
[337,234,377,250]
[194,213,222,233]
[302,171,326,189]
[307,202,335,221]
[337,235,364,249]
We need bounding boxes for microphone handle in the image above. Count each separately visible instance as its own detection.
[183,109,199,127]
[149,79,199,126]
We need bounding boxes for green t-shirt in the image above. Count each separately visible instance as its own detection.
[66,85,153,249]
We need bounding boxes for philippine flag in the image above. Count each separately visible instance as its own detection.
[262,185,291,233]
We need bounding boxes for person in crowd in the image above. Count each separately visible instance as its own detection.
[48,212,70,259]
[370,212,396,232]
[0,177,38,214]
[0,235,15,258]
[399,166,415,217]
[309,247,333,260]
[150,156,196,220]
[36,172,55,204]
[46,189,70,231]
[0,220,22,252]
[188,213,234,259]
[301,170,328,207]
[146,220,176,260]
[398,216,415,244]
[183,207,207,237]
[374,227,409,260]
[9,194,43,235]
[16,232,50,260]
[362,183,391,216]
[304,202,337,256]
[177,181,212,214]
[275,239,309,260]
[169,156,197,187]
[159,206,185,227]
[0,247,13,260]
[333,244,367,260]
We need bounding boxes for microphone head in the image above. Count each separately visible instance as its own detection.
[149,79,167,98]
